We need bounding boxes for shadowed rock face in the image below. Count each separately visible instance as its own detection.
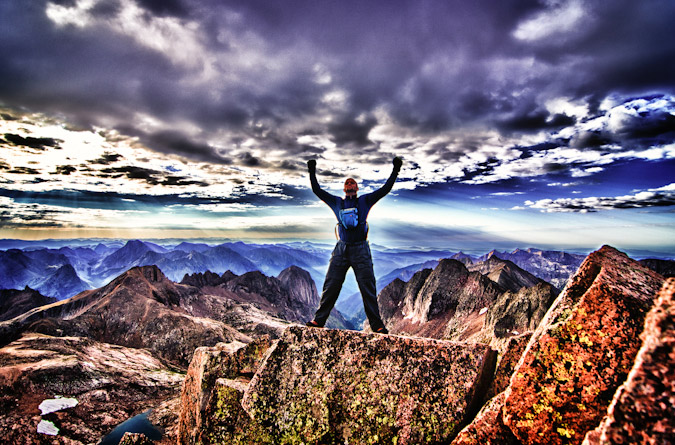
[451,392,521,445]
[502,245,664,445]
[0,333,183,445]
[583,277,675,445]
[0,287,56,322]
[485,281,559,338]
[485,332,533,401]
[639,258,675,278]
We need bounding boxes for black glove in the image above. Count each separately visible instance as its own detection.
[307,159,317,173]
[393,156,403,172]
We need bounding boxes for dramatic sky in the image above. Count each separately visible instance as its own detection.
[1,0,674,253]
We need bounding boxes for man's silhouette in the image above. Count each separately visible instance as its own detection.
[306,157,402,333]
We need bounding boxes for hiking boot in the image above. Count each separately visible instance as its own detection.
[375,326,389,335]
[305,320,323,328]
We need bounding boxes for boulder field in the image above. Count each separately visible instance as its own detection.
[177,246,672,444]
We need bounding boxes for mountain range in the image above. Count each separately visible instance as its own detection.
[0,262,348,368]
[1,239,672,326]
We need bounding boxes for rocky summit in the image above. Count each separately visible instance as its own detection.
[502,245,664,445]
[179,326,497,445]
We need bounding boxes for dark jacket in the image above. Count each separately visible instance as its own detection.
[310,168,398,243]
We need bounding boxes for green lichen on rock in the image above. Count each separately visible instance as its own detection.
[503,246,664,445]
[239,326,496,445]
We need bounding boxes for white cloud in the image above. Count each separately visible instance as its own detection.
[513,0,588,42]
[46,0,207,71]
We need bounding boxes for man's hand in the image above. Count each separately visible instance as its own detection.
[307,159,317,173]
[393,156,403,171]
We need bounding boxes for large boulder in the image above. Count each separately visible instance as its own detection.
[583,277,675,444]
[502,245,664,444]
[239,326,497,444]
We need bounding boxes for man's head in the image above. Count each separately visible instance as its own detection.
[344,178,358,197]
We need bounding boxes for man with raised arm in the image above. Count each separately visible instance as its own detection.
[305,157,403,334]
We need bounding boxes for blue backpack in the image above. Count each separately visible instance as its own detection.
[339,206,359,229]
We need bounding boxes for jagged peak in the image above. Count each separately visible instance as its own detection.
[277,265,311,280]
[435,258,470,273]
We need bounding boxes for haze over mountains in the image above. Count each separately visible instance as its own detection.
[2,238,671,327]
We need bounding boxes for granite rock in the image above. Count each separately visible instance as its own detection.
[240,326,497,444]
[583,277,675,444]
[177,336,272,444]
[502,245,664,445]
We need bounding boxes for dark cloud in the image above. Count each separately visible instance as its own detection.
[0,0,673,180]
[141,130,232,165]
[241,152,262,167]
[53,165,77,175]
[569,131,612,149]
[7,166,41,175]
[3,133,60,150]
[136,0,187,17]
[97,165,209,187]
[526,188,675,213]
[497,111,576,133]
[327,114,378,147]
[0,187,237,210]
[89,152,123,165]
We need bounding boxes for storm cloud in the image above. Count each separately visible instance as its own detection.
[1,0,674,247]
[0,0,673,173]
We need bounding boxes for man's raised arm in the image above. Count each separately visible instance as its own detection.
[307,160,335,204]
[366,157,402,204]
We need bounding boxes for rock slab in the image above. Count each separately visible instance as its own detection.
[583,277,675,444]
[240,326,497,444]
[503,245,664,445]
[178,337,272,444]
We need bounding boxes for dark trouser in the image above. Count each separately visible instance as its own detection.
[313,240,386,331]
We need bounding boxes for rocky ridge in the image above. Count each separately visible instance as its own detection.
[378,257,559,349]
[0,264,348,368]
[0,287,57,322]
